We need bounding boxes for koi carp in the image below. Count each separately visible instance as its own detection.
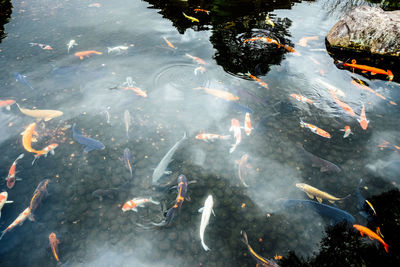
[300,120,331,139]
[0,192,13,218]
[49,232,61,264]
[296,183,350,204]
[298,36,319,47]
[122,86,147,98]
[6,153,24,189]
[195,133,231,142]
[74,50,102,60]
[290,94,313,104]
[22,122,41,154]
[244,113,252,136]
[329,89,356,117]
[353,224,389,253]
[248,73,269,89]
[340,125,353,138]
[194,9,210,14]
[238,154,250,187]
[107,46,129,55]
[199,195,215,251]
[358,104,369,130]
[230,118,242,153]
[241,230,280,267]
[182,12,199,22]
[243,36,296,53]
[194,87,239,101]
[163,37,176,49]
[186,53,205,65]
[378,141,400,151]
[16,104,63,121]
[67,39,77,53]
[122,197,159,212]
[123,148,134,179]
[124,109,131,139]
[339,60,393,82]
[29,42,53,50]
[0,99,16,110]
[29,179,50,220]
[0,207,31,240]
[351,79,397,105]
[32,143,58,165]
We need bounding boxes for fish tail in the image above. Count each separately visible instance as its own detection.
[16,153,25,161]
[0,230,7,240]
[182,131,187,140]
[384,243,390,253]
[240,230,249,245]
[201,240,210,251]
[149,197,160,205]
[229,144,237,154]
[32,156,39,165]
[107,47,112,54]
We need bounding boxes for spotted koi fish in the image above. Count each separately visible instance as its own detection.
[248,73,269,90]
[32,143,58,165]
[6,153,24,189]
[230,118,242,153]
[358,104,369,130]
[0,207,31,240]
[290,94,313,104]
[195,133,231,142]
[122,197,159,212]
[300,120,331,139]
[0,192,13,218]
[340,125,353,138]
[244,112,252,136]
[329,89,356,117]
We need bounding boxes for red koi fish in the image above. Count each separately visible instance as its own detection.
[230,119,242,153]
[358,104,369,130]
[0,99,16,110]
[248,73,269,90]
[0,192,13,218]
[74,50,102,60]
[329,89,356,117]
[353,224,389,253]
[342,60,393,82]
[122,87,147,98]
[340,125,353,138]
[195,133,231,142]
[6,153,24,189]
[32,143,58,165]
[49,233,61,264]
[300,120,331,139]
[290,94,313,104]
[185,53,206,65]
[244,112,252,136]
[0,207,31,240]
[194,8,210,14]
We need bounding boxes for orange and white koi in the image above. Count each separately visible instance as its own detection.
[298,36,319,47]
[185,53,206,65]
[244,112,252,136]
[49,232,61,264]
[353,224,389,253]
[248,73,269,90]
[0,192,13,218]
[195,133,231,142]
[243,36,297,53]
[122,87,147,98]
[6,153,24,189]
[194,87,239,101]
[122,197,159,212]
[0,99,16,110]
[22,122,41,154]
[194,66,206,75]
[194,8,210,14]
[340,126,353,138]
[351,79,396,105]
[229,118,242,153]
[32,143,58,165]
[300,120,331,139]
[341,60,394,82]
[29,42,53,50]
[74,50,102,60]
[0,207,31,240]
[329,89,356,117]
[358,104,369,130]
[163,37,176,49]
[290,94,313,104]
[315,78,346,97]
[378,141,400,151]
[238,154,249,187]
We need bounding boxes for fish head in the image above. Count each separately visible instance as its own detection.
[205,195,214,207]
[295,183,306,190]
[177,174,187,184]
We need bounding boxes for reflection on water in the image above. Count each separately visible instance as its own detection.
[0,0,399,266]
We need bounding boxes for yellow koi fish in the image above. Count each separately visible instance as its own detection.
[296,183,350,203]
[16,103,63,121]
[183,12,199,22]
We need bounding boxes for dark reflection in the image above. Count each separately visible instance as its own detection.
[280,189,400,267]
[0,0,12,42]
[145,0,309,75]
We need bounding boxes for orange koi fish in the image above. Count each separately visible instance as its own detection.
[49,232,61,264]
[351,79,396,105]
[290,93,313,104]
[29,179,50,220]
[353,224,389,253]
[378,141,400,151]
[243,37,297,53]
[163,37,176,49]
[342,60,393,82]
[195,133,231,142]
[298,36,319,47]
[315,78,346,97]
[122,87,147,98]
[340,125,353,138]
[0,207,31,240]
[194,8,210,14]
[248,73,269,89]
[358,104,369,130]
[32,143,58,165]
[244,112,252,136]
[229,118,242,153]
[185,53,206,65]
[22,122,41,154]
[122,197,159,212]
[74,50,102,60]
[194,87,239,101]
[0,192,13,218]
[6,153,24,189]
[0,99,16,110]
[241,230,280,267]
[329,89,356,117]
[300,120,331,139]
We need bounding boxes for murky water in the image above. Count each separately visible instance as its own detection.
[0,0,399,266]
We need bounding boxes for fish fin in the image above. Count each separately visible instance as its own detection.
[201,240,210,251]
[320,166,329,172]
[83,146,94,153]
[0,230,6,240]
[306,192,314,199]
[212,209,216,216]
[6,105,11,111]
[28,214,35,221]
[328,200,335,204]
[5,200,13,203]
[164,170,172,175]
[16,178,23,181]
[44,117,52,122]
[316,197,323,203]
[359,232,364,237]
[384,244,389,253]
[132,208,138,212]
[198,207,204,213]
[186,196,191,201]
[50,150,55,155]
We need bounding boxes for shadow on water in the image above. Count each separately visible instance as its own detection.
[0,0,12,42]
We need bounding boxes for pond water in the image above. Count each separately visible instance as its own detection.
[0,0,399,266]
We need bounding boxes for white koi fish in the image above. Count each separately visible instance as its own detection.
[229,119,242,153]
[199,195,215,251]
[67,39,77,53]
[107,46,129,55]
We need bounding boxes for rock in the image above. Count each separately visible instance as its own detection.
[326,6,400,57]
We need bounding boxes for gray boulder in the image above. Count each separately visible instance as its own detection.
[326,5,400,57]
